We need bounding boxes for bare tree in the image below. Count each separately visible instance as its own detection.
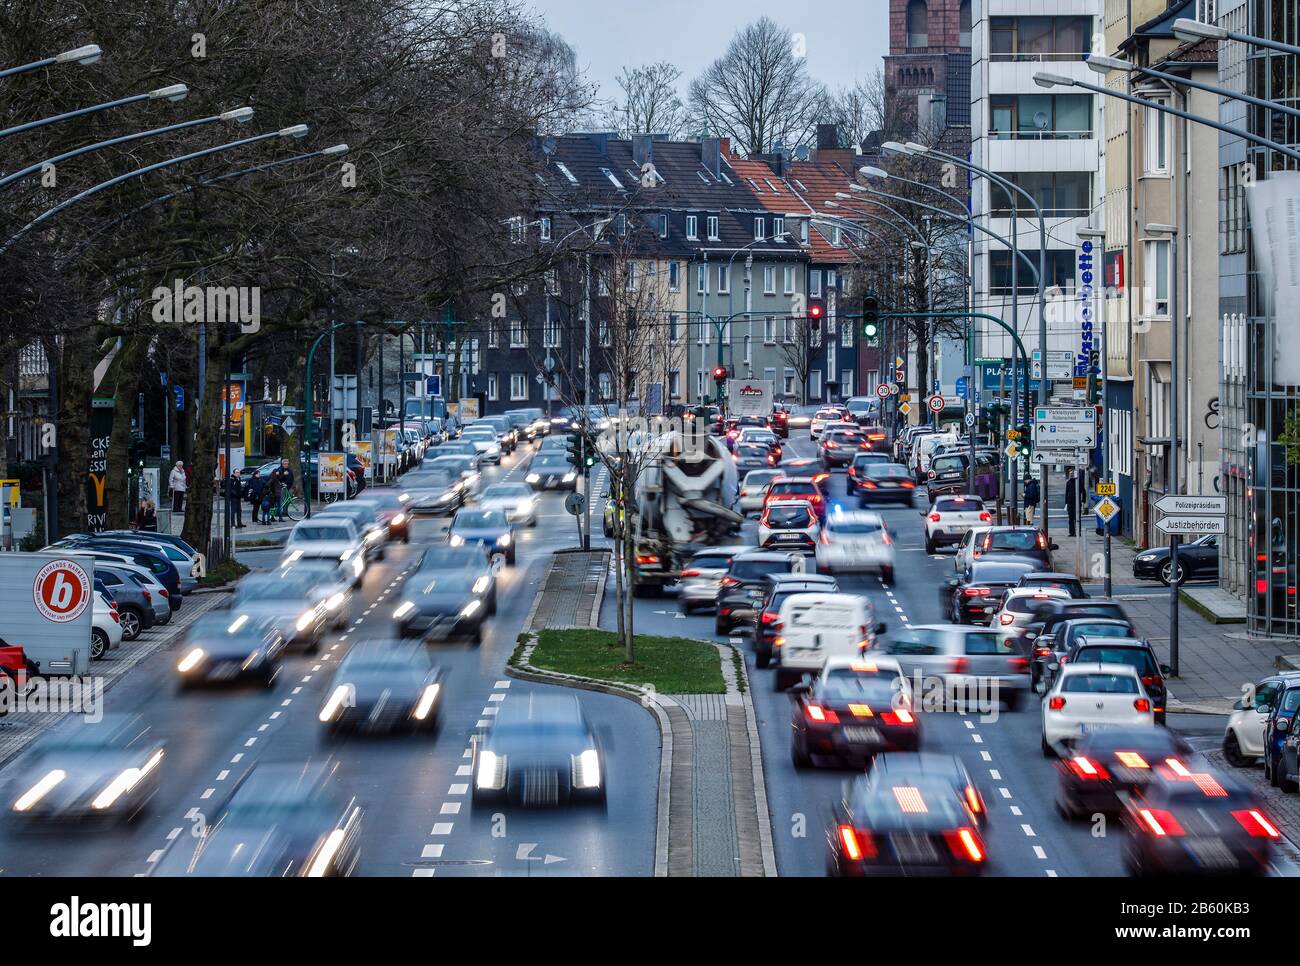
[827,71,909,149]
[775,313,818,405]
[687,17,828,156]
[603,62,689,140]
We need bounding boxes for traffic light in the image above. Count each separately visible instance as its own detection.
[808,301,824,323]
[565,428,584,468]
[1088,349,1102,403]
[862,292,879,346]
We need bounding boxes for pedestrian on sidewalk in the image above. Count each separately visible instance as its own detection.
[1024,475,1040,526]
[133,499,157,531]
[1065,467,1084,537]
[227,468,245,528]
[246,469,265,524]
[266,472,284,523]
[168,460,187,513]
[269,458,295,499]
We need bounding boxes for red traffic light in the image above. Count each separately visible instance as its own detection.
[712,366,727,381]
[808,304,823,320]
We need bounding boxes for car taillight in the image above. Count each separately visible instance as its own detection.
[806,704,839,723]
[928,513,941,522]
[159,589,169,597]
[1007,657,1028,671]
[679,570,701,578]
[109,610,120,623]
[1068,756,1109,780]
[1232,809,1281,839]
[825,441,838,448]
[945,827,985,862]
[760,612,779,625]
[838,824,875,860]
[949,657,969,673]
[963,587,990,596]
[720,577,740,588]
[964,786,982,814]
[740,489,748,497]
[901,481,915,488]
[1115,752,1149,769]
[1034,647,1051,657]
[1140,675,1161,687]
[880,709,914,725]
[1134,698,1152,713]
[863,480,877,488]
[1136,808,1185,837]
[881,530,892,545]
[978,512,992,522]
[141,589,151,601]
[1048,696,1066,710]
[636,555,660,565]
[1037,532,1049,550]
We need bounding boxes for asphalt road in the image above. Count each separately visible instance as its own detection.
[0,438,657,878]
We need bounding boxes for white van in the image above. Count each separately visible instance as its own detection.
[773,593,886,691]
[913,433,957,480]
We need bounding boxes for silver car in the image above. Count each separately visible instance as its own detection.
[866,624,1029,711]
[678,545,749,615]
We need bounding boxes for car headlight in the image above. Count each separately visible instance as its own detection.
[449,534,465,547]
[340,549,354,561]
[460,599,481,618]
[393,601,415,619]
[1137,554,1156,563]
[177,647,205,673]
[365,529,383,543]
[13,769,66,812]
[472,576,490,594]
[572,748,601,789]
[304,827,347,878]
[563,472,576,483]
[325,592,345,612]
[439,491,455,502]
[319,683,354,722]
[391,513,406,526]
[497,533,511,547]
[92,749,163,810]
[351,555,364,577]
[412,683,441,720]
[515,501,532,515]
[526,473,540,483]
[295,610,316,632]
[476,750,506,790]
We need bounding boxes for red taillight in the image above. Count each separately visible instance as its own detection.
[1232,809,1281,839]
[1140,675,1160,687]
[679,569,701,578]
[760,611,779,625]
[880,709,915,725]
[1137,808,1185,837]
[928,513,941,522]
[806,704,839,723]
[720,576,739,588]
[636,554,660,565]
[1037,532,1049,550]
[141,589,151,601]
[825,441,838,449]
[159,588,169,597]
[863,480,877,489]
[945,827,985,862]
[901,481,915,488]
[978,512,992,522]
[962,587,990,596]
[109,610,120,623]
[949,657,969,673]
[837,824,875,860]
[1134,698,1152,713]
[1007,657,1028,671]
[1048,696,1066,710]
[1068,756,1109,780]
[1034,647,1051,657]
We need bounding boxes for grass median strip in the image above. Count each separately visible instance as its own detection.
[528,629,725,695]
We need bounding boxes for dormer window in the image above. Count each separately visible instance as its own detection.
[773,216,785,238]
[539,216,552,242]
[707,215,720,240]
[554,161,578,184]
[657,213,668,238]
[754,217,765,241]
[601,167,625,190]
[686,214,698,240]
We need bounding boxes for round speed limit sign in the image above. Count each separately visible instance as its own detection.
[927,395,944,413]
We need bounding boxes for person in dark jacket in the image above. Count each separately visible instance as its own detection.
[269,458,295,497]
[1064,468,1084,537]
[133,499,158,532]
[246,470,266,524]
[227,469,245,528]
[1023,476,1040,526]
[265,472,284,522]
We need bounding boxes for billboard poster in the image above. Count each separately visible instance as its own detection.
[352,440,373,479]
[86,401,113,531]
[318,452,347,494]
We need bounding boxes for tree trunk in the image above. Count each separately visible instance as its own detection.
[105,336,145,530]
[53,331,94,536]
[182,339,226,555]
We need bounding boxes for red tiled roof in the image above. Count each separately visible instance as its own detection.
[784,159,857,264]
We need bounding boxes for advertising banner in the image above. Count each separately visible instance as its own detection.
[0,552,95,676]
[318,452,347,494]
[352,440,374,479]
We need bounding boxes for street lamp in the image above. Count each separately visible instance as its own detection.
[0,83,189,140]
[1086,53,1300,122]
[1173,16,1300,56]
[0,43,101,80]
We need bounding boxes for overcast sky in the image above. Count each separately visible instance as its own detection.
[529,0,890,108]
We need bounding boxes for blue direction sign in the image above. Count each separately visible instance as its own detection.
[955,376,968,399]
[425,375,442,397]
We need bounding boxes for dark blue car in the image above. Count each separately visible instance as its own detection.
[1262,674,1300,790]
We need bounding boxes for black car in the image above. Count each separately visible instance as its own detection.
[1021,597,1130,645]
[417,544,497,614]
[947,558,1040,625]
[1056,727,1192,819]
[925,452,998,502]
[318,640,444,736]
[715,550,806,636]
[175,613,286,689]
[1062,637,1169,724]
[846,452,895,496]
[394,571,489,644]
[749,573,839,668]
[1017,571,1087,599]
[828,774,987,877]
[973,527,1057,570]
[1132,533,1219,585]
[471,692,606,807]
[152,762,363,877]
[448,508,516,565]
[525,452,577,491]
[819,427,867,468]
[856,462,916,506]
[789,660,920,768]
[1030,617,1136,693]
[1263,676,1300,791]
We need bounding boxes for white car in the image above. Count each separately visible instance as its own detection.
[1041,662,1154,756]
[91,591,123,660]
[913,433,958,479]
[739,470,782,515]
[993,586,1070,637]
[815,509,896,582]
[809,408,843,440]
[758,500,820,551]
[1223,675,1296,766]
[924,494,992,554]
[478,482,538,527]
[282,518,366,587]
[459,426,503,464]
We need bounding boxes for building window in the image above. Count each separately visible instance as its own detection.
[906,0,928,47]
[773,216,785,239]
[669,314,680,342]
[598,372,612,400]
[707,215,720,240]
[625,262,637,291]
[718,265,730,295]
[1144,100,1169,174]
[597,271,609,296]
[754,216,765,240]
[810,270,822,296]
[669,260,680,290]
[696,320,710,346]
[487,372,498,401]
[989,250,1076,294]
[810,370,822,399]
[669,370,680,398]
[599,318,611,347]
[783,368,796,395]
[764,316,775,343]
[545,269,559,296]
[831,226,842,247]
[1221,163,1247,255]
[959,0,972,46]
[510,319,527,348]
[486,322,499,349]
[763,265,776,294]
[744,333,752,365]
[990,93,1093,139]
[990,172,1092,217]
[826,269,837,290]
[508,216,525,244]
[696,370,706,400]
[509,373,528,400]
[543,315,560,349]
[840,368,854,394]
[615,213,627,237]
[658,213,668,238]
[539,216,551,241]
[1144,240,1171,318]
[696,264,707,294]
[799,219,809,244]
[686,215,698,239]
[783,266,796,295]
[841,321,853,348]
[988,16,1090,61]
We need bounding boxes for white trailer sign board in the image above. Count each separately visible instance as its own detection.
[0,553,94,675]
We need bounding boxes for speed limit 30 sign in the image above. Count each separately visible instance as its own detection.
[33,559,91,623]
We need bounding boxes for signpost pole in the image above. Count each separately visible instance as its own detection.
[1169,232,1180,677]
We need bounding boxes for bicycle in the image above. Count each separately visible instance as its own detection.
[275,492,304,522]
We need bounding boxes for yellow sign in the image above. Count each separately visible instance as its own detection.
[898,402,912,416]
[1072,376,1087,389]
[0,480,18,508]
[1007,429,1021,440]
[318,452,347,494]
[1096,482,1117,496]
[1095,496,1120,522]
[352,440,373,479]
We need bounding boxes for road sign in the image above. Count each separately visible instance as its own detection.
[894,369,905,383]
[1007,429,1021,440]
[1154,515,1227,536]
[425,375,442,397]
[888,383,900,396]
[1153,495,1227,515]
[1034,424,1095,447]
[964,412,975,427]
[1004,442,1020,458]
[564,492,585,516]
[1034,406,1095,423]
[927,395,945,413]
[281,415,299,436]
[1031,448,1087,466]
[1032,349,1074,380]
[955,376,968,399]
[1094,496,1120,523]
[875,384,890,399]
[895,356,905,368]
[898,402,912,416]
[1095,482,1117,496]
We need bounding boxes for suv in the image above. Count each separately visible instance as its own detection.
[714,550,806,636]
[1063,637,1170,725]
[749,573,839,668]
[819,427,867,469]
[925,452,999,502]
[923,495,991,554]
[973,527,1057,570]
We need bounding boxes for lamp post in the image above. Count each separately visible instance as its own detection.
[0,83,188,140]
[1172,16,1300,57]
[0,44,101,80]
[1077,226,1110,597]
[1147,223,1181,676]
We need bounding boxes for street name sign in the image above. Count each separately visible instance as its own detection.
[1153,495,1227,515]
[1154,515,1227,536]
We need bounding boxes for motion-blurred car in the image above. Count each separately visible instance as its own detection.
[448,509,515,565]
[789,658,917,768]
[1121,769,1280,877]
[525,451,578,491]
[152,762,362,877]
[749,573,839,668]
[870,624,1028,711]
[923,495,991,554]
[677,545,749,615]
[758,500,820,551]
[427,454,482,499]
[1133,533,1219,586]
[819,427,868,469]
[992,586,1070,638]
[1055,727,1193,819]
[972,526,1057,571]
[318,640,444,736]
[276,558,355,631]
[827,773,987,877]
[416,544,498,615]
[815,509,895,582]
[227,570,329,651]
[347,488,411,543]
[946,558,1040,625]
[9,714,163,822]
[714,549,806,636]
[309,495,388,555]
[394,571,490,644]
[1016,571,1087,598]
[733,442,775,473]
[739,469,783,515]
[282,518,366,587]
[855,462,916,506]
[403,467,465,515]
[478,482,539,527]
[472,692,606,807]
[459,424,503,464]
[809,407,844,440]
[868,753,989,828]
[175,613,286,689]
[1041,662,1154,756]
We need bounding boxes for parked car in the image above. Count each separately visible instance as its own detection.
[1223,674,1294,767]
[1132,533,1220,586]
[90,565,156,641]
[90,591,123,660]
[1264,675,1300,791]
